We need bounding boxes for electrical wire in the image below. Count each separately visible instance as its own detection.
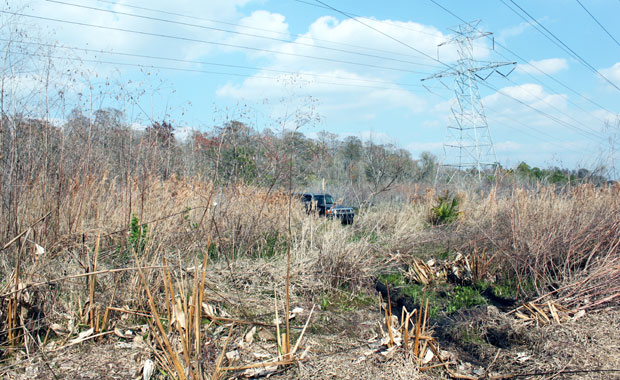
[44,0,442,70]
[574,0,620,49]
[88,0,437,63]
[3,39,438,91]
[6,2,612,154]
[428,0,618,119]
[313,0,446,68]
[315,0,607,145]
[479,79,606,144]
[8,50,430,94]
[292,0,446,39]
[500,75,604,141]
[505,0,620,92]
[430,89,576,151]
[493,47,616,123]
[0,10,430,75]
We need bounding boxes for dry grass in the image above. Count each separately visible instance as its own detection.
[2,173,619,379]
[0,172,379,379]
[458,185,620,303]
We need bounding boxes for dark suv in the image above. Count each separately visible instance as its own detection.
[297,193,355,224]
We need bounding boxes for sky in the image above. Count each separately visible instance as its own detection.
[3,0,620,171]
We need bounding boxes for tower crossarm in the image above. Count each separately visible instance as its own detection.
[421,61,516,81]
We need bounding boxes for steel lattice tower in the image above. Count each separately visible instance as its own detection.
[423,21,515,180]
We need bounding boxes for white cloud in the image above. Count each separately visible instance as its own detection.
[600,62,620,88]
[358,130,393,144]
[422,119,442,128]
[129,121,147,131]
[12,0,254,64]
[216,69,427,122]
[483,83,567,112]
[299,16,456,67]
[407,141,443,153]
[494,140,523,152]
[593,109,620,125]
[218,10,290,59]
[494,140,595,163]
[213,13,457,110]
[174,125,197,141]
[516,58,568,75]
[497,22,530,43]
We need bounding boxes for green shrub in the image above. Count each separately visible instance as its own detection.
[428,193,461,225]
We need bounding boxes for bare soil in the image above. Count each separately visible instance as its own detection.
[4,305,619,380]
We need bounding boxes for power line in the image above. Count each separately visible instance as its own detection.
[312,0,609,172]
[500,76,603,141]
[45,0,442,70]
[426,88,598,157]
[427,0,466,24]
[312,0,451,69]
[505,0,620,92]
[0,10,431,75]
[492,45,616,121]
[90,0,434,63]
[314,0,607,145]
[427,0,618,120]
[4,38,437,91]
[8,50,431,94]
[293,0,447,40]
[574,0,620,49]
[478,79,606,144]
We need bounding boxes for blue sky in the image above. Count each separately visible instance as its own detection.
[3,0,620,171]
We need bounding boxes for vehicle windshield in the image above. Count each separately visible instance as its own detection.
[315,194,334,205]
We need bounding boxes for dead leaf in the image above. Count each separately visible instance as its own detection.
[516,352,531,362]
[34,243,45,255]
[172,299,186,330]
[143,358,155,380]
[202,302,216,316]
[245,326,256,344]
[421,348,434,364]
[69,327,94,344]
[243,364,277,378]
[252,351,271,360]
[114,327,134,339]
[226,350,240,363]
[114,327,126,338]
[572,309,586,321]
[50,323,69,335]
[257,328,275,341]
[133,335,146,348]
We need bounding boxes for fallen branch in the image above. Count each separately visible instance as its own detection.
[0,265,166,297]
[1,212,51,252]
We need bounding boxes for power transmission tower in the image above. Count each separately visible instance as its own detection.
[422,21,515,181]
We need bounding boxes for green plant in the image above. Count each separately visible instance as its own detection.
[183,206,191,220]
[491,277,535,299]
[377,272,407,287]
[401,284,442,318]
[259,231,287,258]
[317,290,376,312]
[129,214,148,253]
[428,193,461,225]
[446,286,486,314]
[457,326,486,345]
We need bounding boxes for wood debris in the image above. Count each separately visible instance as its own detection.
[514,301,575,325]
[403,253,473,285]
